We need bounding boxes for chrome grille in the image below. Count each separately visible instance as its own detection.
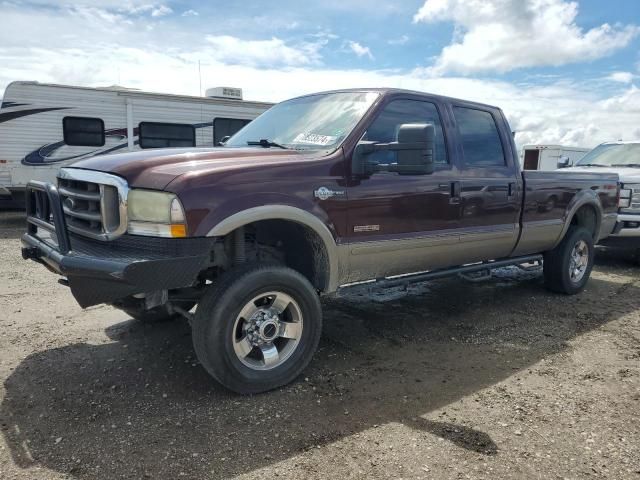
[630,184,640,211]
[58,178,102,232]
[57,168,129,241]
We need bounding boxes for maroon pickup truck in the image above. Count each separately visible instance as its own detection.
[22,88,619,393]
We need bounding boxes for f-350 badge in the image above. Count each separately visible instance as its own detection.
[314,186,345,201]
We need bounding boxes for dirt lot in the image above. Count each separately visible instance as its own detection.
[0,210,639,479]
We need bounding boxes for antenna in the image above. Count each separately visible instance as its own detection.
[198,60,202,97]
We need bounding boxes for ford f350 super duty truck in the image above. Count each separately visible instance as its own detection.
[21,89,619,394]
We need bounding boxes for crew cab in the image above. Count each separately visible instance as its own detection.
[21,89,619,394]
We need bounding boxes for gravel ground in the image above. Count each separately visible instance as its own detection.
[0,210,639,479]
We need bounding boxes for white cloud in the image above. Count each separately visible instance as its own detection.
[182,9,199,17]
[204,35,324,67]
[122,3,173,17]
[388,35,409,46]
[3,41,639,148]
[414,0,640,74]
[348,41,374,59]
[150,5,172,17]
[70,5,128,24]
[607,71,634,84]
[1,1,639,149]
[17,0,155,7]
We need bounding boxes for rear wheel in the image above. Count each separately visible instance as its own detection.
[543,227,594,294]
[192,264,322,394]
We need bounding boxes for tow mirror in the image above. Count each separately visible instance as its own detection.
[352,123,435,176]
[557,156,572,169]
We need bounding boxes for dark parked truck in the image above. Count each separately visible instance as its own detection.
[21,89,619,393]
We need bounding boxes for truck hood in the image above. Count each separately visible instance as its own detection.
[68,147,308,190]
[562,165,639,184]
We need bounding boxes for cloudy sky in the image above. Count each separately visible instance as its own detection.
[1,0,639,148]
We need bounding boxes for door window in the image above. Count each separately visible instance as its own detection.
[364,99,448,165]
[453,107,506,167]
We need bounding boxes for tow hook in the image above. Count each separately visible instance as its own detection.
[21,247,41,260]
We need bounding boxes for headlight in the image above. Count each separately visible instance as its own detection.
[127,190,187,238]
[619,188,632,208]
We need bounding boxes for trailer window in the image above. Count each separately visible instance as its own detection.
[139,122,195,149]
[63,117,105,147]
[214,118,251,145]
[453,107,506,167]
[523,149,540,170]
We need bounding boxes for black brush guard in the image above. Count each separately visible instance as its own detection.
[21,180,212,308]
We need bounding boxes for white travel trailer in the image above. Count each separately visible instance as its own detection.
[520,144,590,171]
[0,81,273,207]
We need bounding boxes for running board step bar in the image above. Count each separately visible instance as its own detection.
[339,254,543,291]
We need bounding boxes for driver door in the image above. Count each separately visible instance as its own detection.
[344,97,464,283]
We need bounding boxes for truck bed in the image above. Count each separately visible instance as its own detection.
[513,170,619,256]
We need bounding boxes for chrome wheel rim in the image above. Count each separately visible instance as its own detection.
[569,239,589,283]
[231,291,303,371]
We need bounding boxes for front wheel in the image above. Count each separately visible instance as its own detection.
[192,264,322,394]
[543,227,594,294]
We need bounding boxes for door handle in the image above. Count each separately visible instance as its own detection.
[507,182,516,197]
[450,181,461,204]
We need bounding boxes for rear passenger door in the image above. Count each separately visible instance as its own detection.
[450,104,521,262]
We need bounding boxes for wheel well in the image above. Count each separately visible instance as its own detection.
[570,204,598,239]
[226,219,330,292]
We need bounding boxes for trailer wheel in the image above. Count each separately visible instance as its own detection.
[543,227,594,294]
[192,264,322,394]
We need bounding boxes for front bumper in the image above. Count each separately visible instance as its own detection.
[598,213,640,248]
[21,181,213,308]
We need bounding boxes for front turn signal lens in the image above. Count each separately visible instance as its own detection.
[170,224,187,238]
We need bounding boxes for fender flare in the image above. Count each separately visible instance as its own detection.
[206,205,340,292]
[554,189,603,248]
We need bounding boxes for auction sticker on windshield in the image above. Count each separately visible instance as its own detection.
[293,133,337,146]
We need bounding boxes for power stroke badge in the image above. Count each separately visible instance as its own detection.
[314,186,346,201]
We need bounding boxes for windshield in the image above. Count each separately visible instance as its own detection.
[576,143,640,167]
[225,91,380,151]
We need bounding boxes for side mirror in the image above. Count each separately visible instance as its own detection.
[557,156,571,168]
[352,123,435,176]
[217,135,231,146]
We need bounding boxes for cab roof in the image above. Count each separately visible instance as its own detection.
[289,87,502,111]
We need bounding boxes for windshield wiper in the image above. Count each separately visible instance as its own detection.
[578,163,609,167]
[611,164,640,167]
[247,139,288,149]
